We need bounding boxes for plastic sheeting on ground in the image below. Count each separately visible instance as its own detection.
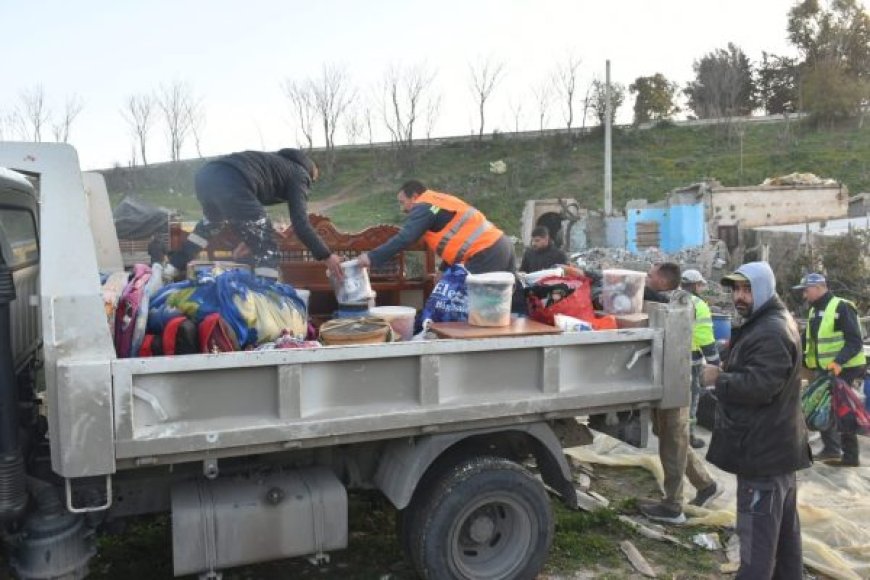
[566,427,870,580]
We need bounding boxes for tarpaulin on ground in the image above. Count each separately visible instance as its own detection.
[113,194,170,239]
[566,428,870,580]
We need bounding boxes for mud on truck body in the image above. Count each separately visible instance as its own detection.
[0,143,692,580]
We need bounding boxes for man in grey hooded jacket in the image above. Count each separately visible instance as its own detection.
[702,261,811,579]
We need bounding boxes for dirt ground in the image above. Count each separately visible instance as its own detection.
[67,462,820,580]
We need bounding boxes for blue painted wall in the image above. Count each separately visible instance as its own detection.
[626,202,705,253]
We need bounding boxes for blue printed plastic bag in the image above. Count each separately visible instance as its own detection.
[417,265,469,332]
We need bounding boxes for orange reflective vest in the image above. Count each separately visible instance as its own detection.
[416,190,503,264]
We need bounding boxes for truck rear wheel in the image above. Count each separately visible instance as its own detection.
[406,456,553,580]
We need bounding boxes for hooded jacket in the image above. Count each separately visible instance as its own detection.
[706,261,811,477]
[209,149,330,260]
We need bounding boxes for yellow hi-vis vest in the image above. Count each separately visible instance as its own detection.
[691,295,715,354]
[805,296,867,369]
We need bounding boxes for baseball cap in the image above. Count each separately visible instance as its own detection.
[681,269,706,284]
[792,272,826,290]
[720,271,749,287]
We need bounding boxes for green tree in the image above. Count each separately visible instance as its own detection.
[684,43,756,118]
[757,52,800,114]
[629,73,680,125]
[787,0,870,124]
[590,79,625,126]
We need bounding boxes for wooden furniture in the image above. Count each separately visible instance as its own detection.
[429,319,562,339]
[169,215,437,321]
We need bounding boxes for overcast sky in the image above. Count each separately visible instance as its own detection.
[0,0,799,170]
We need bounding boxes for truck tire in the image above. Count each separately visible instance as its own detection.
[406,456,553,580]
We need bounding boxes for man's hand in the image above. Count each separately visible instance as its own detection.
[356,252,371,269]
[324,253,344,280]
[701,364,721,388]
[827,361,842,376]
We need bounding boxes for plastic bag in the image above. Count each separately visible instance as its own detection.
[802,375,835,432]
[417,265,469,331]
[525,275,595,327]
[831,377,870,435]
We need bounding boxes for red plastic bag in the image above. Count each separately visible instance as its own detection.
[831,377,870,435]
[526,276,595,326]
[199,313,240,354]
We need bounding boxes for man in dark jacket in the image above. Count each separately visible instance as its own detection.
[166,148,342,281]
[703,261,811,580]
[519,226,567,273]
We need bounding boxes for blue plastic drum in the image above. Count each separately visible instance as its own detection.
[712,313,732,342]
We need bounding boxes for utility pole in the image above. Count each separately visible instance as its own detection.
[604,60,613,216]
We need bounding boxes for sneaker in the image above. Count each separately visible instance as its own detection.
[690,436,706,449]
[815,448,842,461]
[690,483,723,508]
[639,502,687,524]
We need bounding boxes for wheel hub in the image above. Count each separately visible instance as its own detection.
[467,512,496,544]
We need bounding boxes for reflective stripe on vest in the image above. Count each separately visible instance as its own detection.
[417,190,503,264]
[690,295,715,353]
[805,296,867,369]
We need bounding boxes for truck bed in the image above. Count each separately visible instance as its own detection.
[110,324,685,470]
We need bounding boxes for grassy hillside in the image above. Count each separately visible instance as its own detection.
[100,119,870,236]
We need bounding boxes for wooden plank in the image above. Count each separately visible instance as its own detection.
[429,319,562,339]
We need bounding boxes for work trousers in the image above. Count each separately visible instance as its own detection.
[689,363,703,429]
[651,406,715,509]
[819,366,865,464]
[735,472,803,580]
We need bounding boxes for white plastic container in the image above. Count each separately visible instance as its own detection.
[465,272,515,327]
[328,259,374,304]
[368,306,416,341]
[601,269,647,315]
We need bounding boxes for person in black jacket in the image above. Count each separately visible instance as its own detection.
[166,149,342,280]
[703,261,811,580]
[519,226,567,273]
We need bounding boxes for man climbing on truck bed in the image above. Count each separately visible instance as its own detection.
[166,148,343,281]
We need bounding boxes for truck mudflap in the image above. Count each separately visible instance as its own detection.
[374,422,578,510]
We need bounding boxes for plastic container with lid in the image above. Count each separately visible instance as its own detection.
[328,259,374,304]
[601,269,647,315]
[369,306,416,341]
[465,272,516,327]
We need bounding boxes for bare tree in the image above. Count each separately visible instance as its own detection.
[283,79,317,150]
[186,98,206,158]
[508,95,524,134]
[156,81,195,162]
[344,107,364,145]
[468,57,506,140]
[363,105,375,146]
[425,93,442,142]
[15,85,50,142]
[379,62,437,148]
[532,80,552,134]
[121,94,155,166]
[311,63,354,170]
[553,53,582,132]
[51,95,84,143]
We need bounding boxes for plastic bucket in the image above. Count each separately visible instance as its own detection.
[466,272,515,327]
[712,314,732,341]
[329,259,373,304]
[601,269,646,315]
[368,306,416,341]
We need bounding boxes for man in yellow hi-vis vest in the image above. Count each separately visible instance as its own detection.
[358,180,516,274]
[793,272,866,467]
[681,270,720,449]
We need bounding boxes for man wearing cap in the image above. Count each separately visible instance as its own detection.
[794,272,866,466]
[681,269,720,449]
[165,148,344,281]
[703,261,811,579]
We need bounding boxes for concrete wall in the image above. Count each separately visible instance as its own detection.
[707,184,848,229]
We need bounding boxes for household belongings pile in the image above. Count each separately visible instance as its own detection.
[802,374,870,434]
[104,262,309,357]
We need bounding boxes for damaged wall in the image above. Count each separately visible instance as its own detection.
[706,183,849,230]
[625,198,706,253]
